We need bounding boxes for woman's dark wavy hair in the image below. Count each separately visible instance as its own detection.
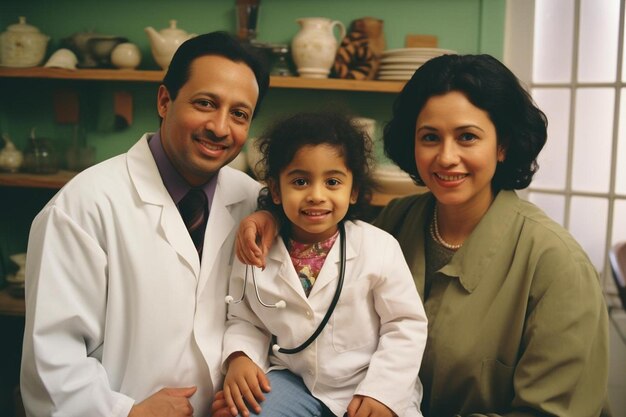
[162,31,269,118]
[255,111,375,237]
[383,54,547,190]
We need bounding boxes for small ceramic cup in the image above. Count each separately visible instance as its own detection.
[111,42,142,69]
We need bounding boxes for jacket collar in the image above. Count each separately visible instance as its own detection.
[439,190,520,293]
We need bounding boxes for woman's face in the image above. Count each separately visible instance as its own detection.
[414,91,505,213]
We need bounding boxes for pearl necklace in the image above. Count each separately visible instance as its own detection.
[429,206,463,250]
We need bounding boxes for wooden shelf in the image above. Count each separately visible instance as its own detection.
[0,67,165,82]
[0,67,404,93]
[269,76,404,93]
[0,171,77,189]
[0,288,25,317]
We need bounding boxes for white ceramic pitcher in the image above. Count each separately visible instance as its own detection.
[291,17,345,79]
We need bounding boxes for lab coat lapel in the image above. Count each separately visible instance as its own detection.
[268,240,310,302]
[127,134,200,276]
[197,175,235,294]
[308,222,359,298]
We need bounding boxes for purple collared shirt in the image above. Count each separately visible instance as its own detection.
[148,131,217,209]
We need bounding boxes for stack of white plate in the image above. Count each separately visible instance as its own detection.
[377,47,457,81]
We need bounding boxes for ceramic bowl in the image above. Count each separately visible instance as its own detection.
[228,151,248,172]
[372,164,425,195]
[111,42,142,69]
[44,48,78,69]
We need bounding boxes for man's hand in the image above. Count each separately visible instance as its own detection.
[223,353,271,417]
[347,395,395,417]
[235,211,277,269]
[129,386,197,417]
[211,391,233,417]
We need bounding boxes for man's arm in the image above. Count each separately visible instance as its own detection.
[21,205,139,416]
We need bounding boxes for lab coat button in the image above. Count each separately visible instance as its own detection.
[306,310,312,317]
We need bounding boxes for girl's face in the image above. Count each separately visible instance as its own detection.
[414,91,505,214]
[270,144,358,243]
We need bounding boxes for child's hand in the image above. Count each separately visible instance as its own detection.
[223,352,271,417]
[235,211,277,269]
[347,395,396,417]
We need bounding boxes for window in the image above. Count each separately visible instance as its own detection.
[505,0,626,292]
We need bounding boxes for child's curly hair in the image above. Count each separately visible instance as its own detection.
[253,111,375,237]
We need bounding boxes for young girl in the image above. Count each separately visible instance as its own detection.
[220,112,427,417]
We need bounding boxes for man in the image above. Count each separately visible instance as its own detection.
[20,31,269,417]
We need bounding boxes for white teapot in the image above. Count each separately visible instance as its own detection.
[145,20,196,70]
[0,16,50,67]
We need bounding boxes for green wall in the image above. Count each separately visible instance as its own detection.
[0,0,505,159]
[0,0,505,278]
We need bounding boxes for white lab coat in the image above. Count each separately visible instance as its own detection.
[20,134,260,417]
[222,220,427,417]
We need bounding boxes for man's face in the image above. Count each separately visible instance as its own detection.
[157,55,259,186]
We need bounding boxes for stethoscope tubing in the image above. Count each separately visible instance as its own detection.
[273,222,346,354]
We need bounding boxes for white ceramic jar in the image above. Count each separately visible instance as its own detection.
[111,42,142,69]
[0,16,49,68]
[0,135,24,172]
[291,17,345,78]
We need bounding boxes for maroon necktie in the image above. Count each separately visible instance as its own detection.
[178,188,208,256]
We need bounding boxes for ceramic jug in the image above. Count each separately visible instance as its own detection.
[291,17,346,79]
[145,20,196,70]
[0,16,49,68]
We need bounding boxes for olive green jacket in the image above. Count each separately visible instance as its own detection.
[374,190,610,417]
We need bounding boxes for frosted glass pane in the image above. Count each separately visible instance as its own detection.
[578,0,619,82]
[533,0,574,83]
[572,88,614,192]
[569,196,608,271]
[528,192,565,225]
[531,88,570,190]
[617,90,626,194]
[613,199,626,245]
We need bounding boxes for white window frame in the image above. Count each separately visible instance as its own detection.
[504,0,626,296]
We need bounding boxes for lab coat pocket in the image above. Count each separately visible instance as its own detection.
[331,284,378,352]
[480,358,514,409]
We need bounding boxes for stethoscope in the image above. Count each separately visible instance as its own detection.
[225,222,346,355]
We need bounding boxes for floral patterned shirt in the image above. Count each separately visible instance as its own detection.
[288,231,339,297]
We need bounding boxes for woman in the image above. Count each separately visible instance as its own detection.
[233,54,610,416]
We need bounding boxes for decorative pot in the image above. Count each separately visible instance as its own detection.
[291,17,345,79]
[0,16,49,68]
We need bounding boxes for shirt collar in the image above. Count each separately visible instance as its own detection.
[439,190,519,292]
[148,131,218,207]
